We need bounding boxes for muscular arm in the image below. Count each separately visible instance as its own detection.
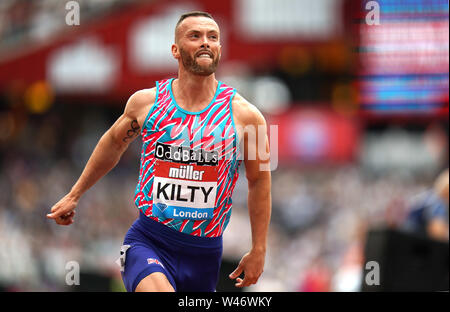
[47,89,155,224]
[246,131,272,253]
[229,94,272,288]
[69,115,139,200]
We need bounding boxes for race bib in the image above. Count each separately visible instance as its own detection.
[152,160,218,220]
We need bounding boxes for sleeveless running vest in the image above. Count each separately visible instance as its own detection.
[134,78,241,237]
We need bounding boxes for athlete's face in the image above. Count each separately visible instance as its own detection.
[173,16,221,76]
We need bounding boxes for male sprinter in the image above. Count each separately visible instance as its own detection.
[47,11,271,292]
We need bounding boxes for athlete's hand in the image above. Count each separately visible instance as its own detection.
[229,249,265,288]
[46,193,79,226]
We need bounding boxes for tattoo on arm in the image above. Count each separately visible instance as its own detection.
[122,120,140,143]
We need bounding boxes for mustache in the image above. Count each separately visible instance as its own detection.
[179,47,219,76]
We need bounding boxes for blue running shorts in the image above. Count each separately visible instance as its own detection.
[119,212,223,292]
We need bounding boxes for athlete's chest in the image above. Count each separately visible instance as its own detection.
[147,108,235,145]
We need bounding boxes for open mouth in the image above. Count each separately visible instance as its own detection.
[196,51,213,59]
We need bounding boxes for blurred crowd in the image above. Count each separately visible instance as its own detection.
[0,106,140,291]
[227,163,445,292]
[0,103,447,291]
[0,0,136,48]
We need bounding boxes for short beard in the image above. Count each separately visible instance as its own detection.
[179,48,219,76]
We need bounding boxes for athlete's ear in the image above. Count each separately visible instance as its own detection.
[172,44,180,59]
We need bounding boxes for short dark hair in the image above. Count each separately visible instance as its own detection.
[175,11,215,30]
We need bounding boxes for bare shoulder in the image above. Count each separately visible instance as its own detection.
[125,87,157,114]
[232,92,267,127]
[124,87,157,126]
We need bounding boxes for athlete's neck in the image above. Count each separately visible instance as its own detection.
[172,73,218,112]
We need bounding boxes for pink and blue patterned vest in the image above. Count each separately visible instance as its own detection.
[134,78,241,237]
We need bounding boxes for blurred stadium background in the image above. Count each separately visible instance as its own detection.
[0,0,448,292]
